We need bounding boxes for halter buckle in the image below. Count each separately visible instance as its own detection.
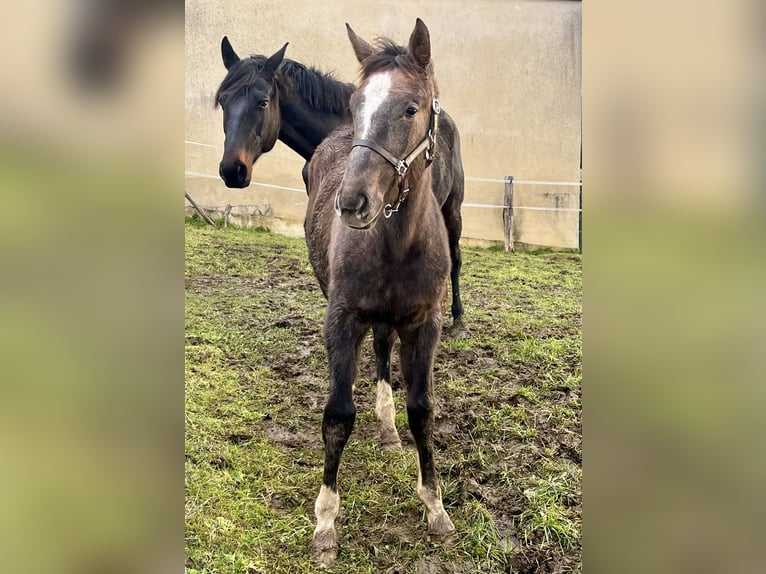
[425,129,437,162]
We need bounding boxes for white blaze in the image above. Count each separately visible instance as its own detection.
[358,72,392,139]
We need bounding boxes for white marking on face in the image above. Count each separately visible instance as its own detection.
[314,484,340,534]
[359,72,393,139]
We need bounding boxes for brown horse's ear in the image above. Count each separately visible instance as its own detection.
[263,42,288,79]
[221,36,240,70]
[346,23,373,63]
[408,18,431,70]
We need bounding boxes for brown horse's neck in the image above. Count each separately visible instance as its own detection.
[276,65,353,160]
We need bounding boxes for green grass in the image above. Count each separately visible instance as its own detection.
[185,222,581,573]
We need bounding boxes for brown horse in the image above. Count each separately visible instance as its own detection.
[305,19,457,566]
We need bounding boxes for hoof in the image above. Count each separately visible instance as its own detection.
[310,528,338,568]
[379,430,403,452]
[428,513,457,542]
[444,320,468,339]
[381,440,403,453]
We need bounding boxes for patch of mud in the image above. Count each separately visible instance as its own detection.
[414,557,476,574]
[226,432,253,445]
[265,424,316,450]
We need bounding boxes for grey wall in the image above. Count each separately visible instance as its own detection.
[185,0,581,248]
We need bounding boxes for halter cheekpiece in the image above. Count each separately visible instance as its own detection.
[351,98,441,218]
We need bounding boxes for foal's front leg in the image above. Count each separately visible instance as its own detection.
[399,315,456,539]
[310,309,367,567]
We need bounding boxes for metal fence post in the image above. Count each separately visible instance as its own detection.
[503,176,514,252]
[578,173,582,253]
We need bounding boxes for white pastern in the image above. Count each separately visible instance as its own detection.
[375,379,402,449]
[359,72,392,139]
[313,484,340,536]
[375,379,397,426]
[417,467,455,536]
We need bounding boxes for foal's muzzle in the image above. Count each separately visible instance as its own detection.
[335,188,377,229]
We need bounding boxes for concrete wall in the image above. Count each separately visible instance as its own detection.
[185,0,581,248]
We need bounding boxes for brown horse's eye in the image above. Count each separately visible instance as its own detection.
[259,100,269,109]
[405,106,418,117]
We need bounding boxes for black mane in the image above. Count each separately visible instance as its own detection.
[278,59,354,114]
[216,56,354,114]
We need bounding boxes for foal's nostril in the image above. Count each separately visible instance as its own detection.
[338,189,375,228]
[356,194,369,219]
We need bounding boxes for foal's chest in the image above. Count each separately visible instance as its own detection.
[330,237,449,324]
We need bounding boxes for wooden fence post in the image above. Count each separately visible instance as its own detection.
[224,204,232,228]
[503,176,514,252]
[185,192,218,228]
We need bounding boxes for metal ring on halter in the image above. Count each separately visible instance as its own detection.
[384,187,409,218]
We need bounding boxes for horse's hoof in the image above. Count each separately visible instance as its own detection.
[379,430,403,452]
[444,321,468,339]
[310,529,338,568]
[381,439,403,452]
[312,547,337,569]
[428,514,457,542]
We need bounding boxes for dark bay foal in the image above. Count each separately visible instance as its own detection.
[304,19,457,566]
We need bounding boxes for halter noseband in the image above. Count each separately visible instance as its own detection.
[351,98,441,218]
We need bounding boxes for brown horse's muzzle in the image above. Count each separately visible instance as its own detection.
[219,151,254,188]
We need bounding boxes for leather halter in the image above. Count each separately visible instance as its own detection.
[351,98,441,218]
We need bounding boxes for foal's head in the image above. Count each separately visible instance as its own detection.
[215,37,287,188]
[337,19,439,229]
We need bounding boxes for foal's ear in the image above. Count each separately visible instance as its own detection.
[263,42,288,79]
[408,18,431,70]
[346,23,373,63]
[221,36,240,70]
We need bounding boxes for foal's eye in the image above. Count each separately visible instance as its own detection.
[405,106,418,117]
[259,100,269,109]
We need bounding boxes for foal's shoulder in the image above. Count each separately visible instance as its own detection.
[307,125,354,199]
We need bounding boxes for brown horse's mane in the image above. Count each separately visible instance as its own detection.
[215,56,354,114]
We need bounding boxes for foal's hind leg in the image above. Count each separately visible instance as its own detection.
[399,316,456,539]
[441,197,466,337]
[311,310,368,567]
[372,323,402,451]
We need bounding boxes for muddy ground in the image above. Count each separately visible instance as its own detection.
[185,222,581,573]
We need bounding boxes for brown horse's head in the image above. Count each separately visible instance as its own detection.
[336,19,439,229]
[215,37,287,188]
